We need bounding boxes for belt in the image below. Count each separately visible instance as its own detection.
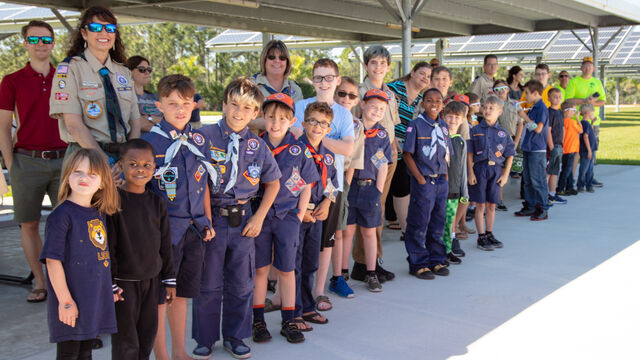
[14,148,66,160]
[488,160,496,166]
[426,174,439,178]
[356,179,374,186]
[215,203,247,217]
[97,142,122,154]
[307,203,316,210]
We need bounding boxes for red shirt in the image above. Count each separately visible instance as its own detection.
[0,62,67,150]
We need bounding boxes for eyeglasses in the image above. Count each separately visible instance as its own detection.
[564,108,577,112]
[26,36,53,44]
[267,54,287,61]
[337,90,358,100]
[470,102,481,106]
[136,66,153,74]
[84,23,117,33]
[305,118,331,129]
[312,75,337,83]
[559,74,569,78]
[493,85,508,92]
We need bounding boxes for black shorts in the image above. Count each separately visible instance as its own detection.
[390,159,410,197]
[321,191,341,250]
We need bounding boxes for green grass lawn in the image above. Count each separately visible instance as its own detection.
[599,106,640,165]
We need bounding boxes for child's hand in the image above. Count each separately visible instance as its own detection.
[303,210,315,223]
[497,174,509,187]
[416,176,427,185]
[59,299,78,328]
[165,287,176,305]
[202,227,215,242]
[113,287,124,302]
[587,151,592,160]
[468,172,477,185]
[312,200,330,221]
[242,215,264,238]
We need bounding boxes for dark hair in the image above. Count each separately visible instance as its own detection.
[465,92,479,104]
[260,40,291,77]
[119,138,155,159]
[443,101,467,117]
[548,87,562,96]
[157,74,195,99]
[431,66,451,80]
[401,61,431,81]
[561,99,575,110]
[313,58,340,75]
[423,87,444,99]
[21,20,54,40]
[339,76,358,88]
[507,66,523,88]
[66,6,126,64]
[524,79,544,95]
[363,45,390,66]
[484,54,497,65]
[535,63,550,73]
[126,55,150,70]
[304,102,334,123]
[493,79,508,87]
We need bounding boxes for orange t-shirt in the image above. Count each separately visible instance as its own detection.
[563,117,583,154]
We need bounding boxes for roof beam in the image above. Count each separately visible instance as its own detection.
[488,0,600,27]
[418,0,535,32]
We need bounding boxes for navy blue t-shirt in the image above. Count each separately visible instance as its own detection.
[521,99,549,152]
[579,120,598,155]
[548,107,565,146]
[40,201,117,343]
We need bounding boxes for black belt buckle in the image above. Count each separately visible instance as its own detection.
[227,204,243,228]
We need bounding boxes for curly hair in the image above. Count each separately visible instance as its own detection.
[66,6,126,64]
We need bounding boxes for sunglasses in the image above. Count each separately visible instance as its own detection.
[470,102,481,106]
[559,74,569,78]
[564,108,577,112]
[267,54,287,61]
[305,118,331,129]
[136,66,153,74]
[84,23,117,33]
[312,75,337,83]
[493,85,508,92]
[26,36,53,45]
[337,90,358,100]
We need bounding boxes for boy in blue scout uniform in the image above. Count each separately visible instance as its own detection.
[251,93,319,344]
[140,74,216,360]
[295,102,339,331]
[193,78,281,359]
[402,88,452,280]
[341,89,392,293]
[467,95,515,251]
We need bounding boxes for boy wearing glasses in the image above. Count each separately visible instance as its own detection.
[0,20,67,303]
[291,58,355,313]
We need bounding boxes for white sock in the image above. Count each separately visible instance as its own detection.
[549,191,556,197]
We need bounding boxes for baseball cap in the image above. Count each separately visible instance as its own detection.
[363,88,390,102]
[452,94,470,106]
[262,92,295,112]
[582,56,594,64]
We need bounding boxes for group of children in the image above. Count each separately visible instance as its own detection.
[39,50,601,360]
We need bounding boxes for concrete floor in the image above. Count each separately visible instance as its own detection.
[2,164,638,360]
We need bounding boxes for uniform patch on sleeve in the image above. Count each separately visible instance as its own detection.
[54,92,69,101]
[56,64,68,74]
[192,133,205,146]
[58,80,66,89]
[304,148,312,158]
[377,130,387,138]
[289,144,301,156]
[498,130,506,138]
[324,153,334,166]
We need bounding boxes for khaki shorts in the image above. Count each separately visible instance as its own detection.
[9,153,63,223]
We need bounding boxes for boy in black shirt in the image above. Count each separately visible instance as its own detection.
[108,139,175,360]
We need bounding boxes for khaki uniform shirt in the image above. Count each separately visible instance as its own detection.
[50,49,140,144]
[498,100,523,137]
[355,78,400,144]
[344,118,365,171]
[469,72,494,103]
[251,74,304,103]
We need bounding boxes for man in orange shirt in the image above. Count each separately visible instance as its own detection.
[557,100,582,196]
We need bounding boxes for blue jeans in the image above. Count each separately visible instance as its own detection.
[577,154,594,190]
[522,151,549,210]
[558,153,576,192]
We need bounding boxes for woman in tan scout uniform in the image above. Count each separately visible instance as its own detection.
[49,6,140,164]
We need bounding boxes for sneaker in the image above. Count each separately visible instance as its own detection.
[192,345,213,360]
[351,262,367,282]
[496,202,508,211]
[252,320,271,343]
[267,279,277,293]
[465,207,475,222]
[552,194,567,204]
[223,338,251,359]
[364,273,382,292]
[443,259,450,267]
[413,267,435,280]
[430,264,449,276]
[587,187,595,193]
[400,232,405,241]
[376,259,395,282]
[446,252,462,264]
[556,190,566,196]
[451,238,465,257]
[280,320,305,343]
[530,208,548,221]
[485,232,503,248]
[477,234,494,251]
[565,189,578,195]
[514,207,536,217]
[577,188,584,193]
[547,195,555,206]
[592,179,604,188]
[328,276,354,298]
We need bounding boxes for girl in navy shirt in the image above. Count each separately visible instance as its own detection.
[40,149,120,359]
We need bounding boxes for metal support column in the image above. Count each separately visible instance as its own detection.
[615,78,620,112]
[262,32,273,48]
[435,39,443,65]
[401,0,412,75]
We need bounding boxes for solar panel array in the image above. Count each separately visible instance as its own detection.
[610,31,640,65]
[545,27,630,61]
[0,2,77,21]
[206,29,323,47]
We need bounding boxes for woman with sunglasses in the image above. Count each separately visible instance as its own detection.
[127,55,161,132]
[507,65,524,101]
[252,40,303,103]
[384,62,432,234]
[50,6,141,168]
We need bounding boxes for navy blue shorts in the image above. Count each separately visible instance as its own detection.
[173,225,204,298]
[469,161,501,204]
[255,211,301,272]
[346,182,383,228]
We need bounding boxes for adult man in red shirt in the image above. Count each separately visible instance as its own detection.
[0,20,67,302]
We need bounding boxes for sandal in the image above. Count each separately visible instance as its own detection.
[386,222,401,230]
[315,295,332,311]
[27,288,47,303]
[294,317,313,332]
[302,311,328,325]
[264,298,281,313]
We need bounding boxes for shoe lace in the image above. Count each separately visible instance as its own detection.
[253,321,267,331]
[285,321,299,332]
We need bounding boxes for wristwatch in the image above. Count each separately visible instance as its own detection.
[147,115,153,122]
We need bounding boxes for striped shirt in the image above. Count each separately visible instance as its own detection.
[387,80,423,141]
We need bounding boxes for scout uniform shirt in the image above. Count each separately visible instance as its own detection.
[469,72,494,103]
[356,78,400,145]
[142,120,211,244]
[259,131,320,218]
[354,123,392,181]
[298,134,339,205]
[199,119,281,207]
[498,100,523,137]
[40,200,116,343]
[467,120,516,166]
[403,113,452,177]
[50,49,140,144]
[251,74,303,103]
